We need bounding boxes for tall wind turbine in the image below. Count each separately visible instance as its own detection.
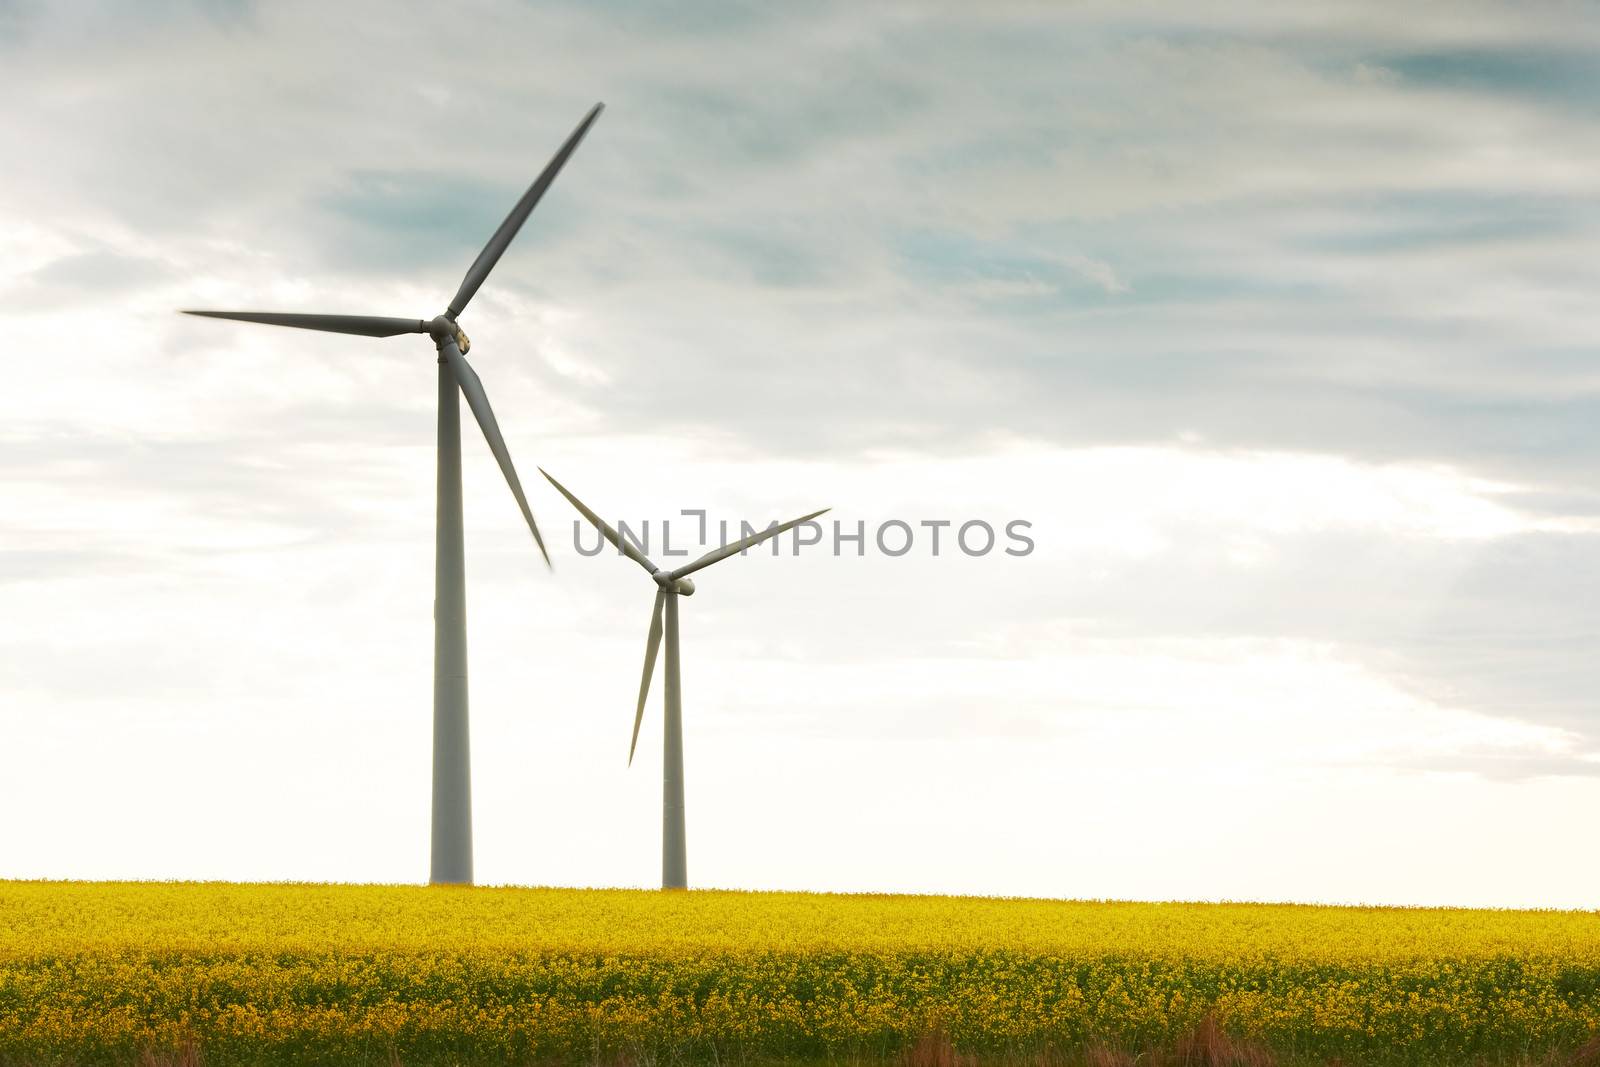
[181,103,606,886]
[541,469,827,889]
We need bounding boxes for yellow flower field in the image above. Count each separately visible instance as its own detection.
[2,881,1598,1065]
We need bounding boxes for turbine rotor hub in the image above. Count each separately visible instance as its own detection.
[426,315,471,353]
[653,572,695,596]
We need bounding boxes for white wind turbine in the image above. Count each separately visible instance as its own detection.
[182,104,605,885]
[542,469,827,889]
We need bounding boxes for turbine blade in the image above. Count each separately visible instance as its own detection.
[539,468,659,576]
[181,311,426,338]
[438,340,550,567]
[630,589,665,766]
[669,508,831,580]
[447,102,605,318]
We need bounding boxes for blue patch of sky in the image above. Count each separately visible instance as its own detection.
[638,87,802,165]
[896,126,1083,184]
[637,72,929,169]
[1370,384,1600,460]
[537,0,773,35]
[315,169,590,274]
[0,0,36,45]
[893,228,1323,311]
[1382,48,1599,114]
[895,229,1062,287]
[690,224,826,288]
[1294,190,1591,254]
[0,0,255,47]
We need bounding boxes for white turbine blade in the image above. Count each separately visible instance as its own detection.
[448,103,605,318]
[539,468,659,576]
[669,508,830,580]
[181,311,426,337]
[439,342,550,567]
[630,589,665,767]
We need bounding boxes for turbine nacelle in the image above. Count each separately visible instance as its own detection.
[651,571,695,595]
[426,315,471,354]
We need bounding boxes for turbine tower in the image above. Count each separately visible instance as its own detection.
[181,103,606,885]
[542,469,826,889]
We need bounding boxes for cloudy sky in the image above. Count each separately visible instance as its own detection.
[2,1,1597,908]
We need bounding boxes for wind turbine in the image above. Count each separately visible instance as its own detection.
[181,103,606,886]
[541,469,827,889]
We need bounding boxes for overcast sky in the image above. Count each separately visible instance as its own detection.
[2,0,1598,908]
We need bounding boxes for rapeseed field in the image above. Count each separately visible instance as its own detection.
[2,881,1598,1066]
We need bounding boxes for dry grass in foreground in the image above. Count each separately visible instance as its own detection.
[8,1021,1600,1067]
[887,1021,1600,1067]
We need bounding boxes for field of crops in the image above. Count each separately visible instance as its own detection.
[2,881,1599,1066]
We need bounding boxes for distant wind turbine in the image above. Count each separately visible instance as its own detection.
[181,103,606,886]
[541,469,827,890]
